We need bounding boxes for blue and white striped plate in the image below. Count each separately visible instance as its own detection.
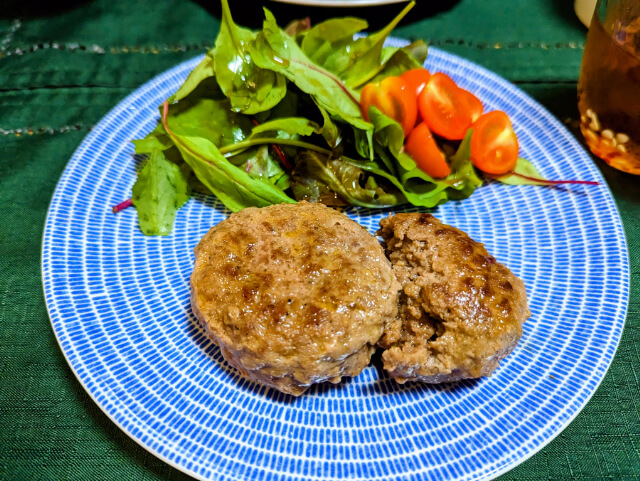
[42,45,629,481]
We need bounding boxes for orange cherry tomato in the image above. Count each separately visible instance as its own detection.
[470,111,519,175]
[418,72,474,140]
[404,122,451,178]
[400,68,432,97]
[360,76,418,137]
[458,88,484,123]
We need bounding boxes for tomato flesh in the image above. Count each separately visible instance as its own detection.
[458,87,484,123]
[470,111,519,175]
[360,76,417,137]
[404,122,451,178]
[418,72,475,140]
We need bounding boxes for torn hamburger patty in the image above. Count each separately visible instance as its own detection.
[378,213,530,384]
[190,202,398,396]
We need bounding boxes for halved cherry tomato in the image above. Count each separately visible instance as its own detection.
[400,68,432,97]
[404,122,451,178]
[418,72,474,140]
[470,111,519,175]
[458,88,484,123]
[360,76,418,137]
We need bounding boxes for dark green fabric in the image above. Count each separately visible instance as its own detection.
[1,0,638,479]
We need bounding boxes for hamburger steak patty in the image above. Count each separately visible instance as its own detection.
[190,202,399,396]
[378,213,530,383]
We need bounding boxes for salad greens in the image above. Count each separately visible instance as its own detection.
[124,0,550,236]
[131,150,190,236]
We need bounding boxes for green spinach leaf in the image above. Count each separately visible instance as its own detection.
[315,103,342,148]
[301,18,368,70]
[340,155,449,207]
[132,150,190,236]
[368,41,428,84]
[132,123,174,155]
[214,0,287,114]
[166,78,254,148]
[169,52,215,104]
[291,150,403,207]
[395,130,482,201]
[163,112,295,211]
[249,117,321,138]
[250,9,370,132]
[340,1,415,88]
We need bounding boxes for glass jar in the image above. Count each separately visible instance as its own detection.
[577,0,640,174]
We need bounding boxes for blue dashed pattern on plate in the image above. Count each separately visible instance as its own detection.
[42,44,629,481]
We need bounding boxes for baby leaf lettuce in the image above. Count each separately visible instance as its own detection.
[444,129,484,198]
[132,150,190,236]
[340,1,416,88]
[250,9,370,133]
[315,104,342,149]
[126,3,488,236]
[214,0,287,114]
[161,102,295,211]
[367,106,415,172]
[166,78,254,147]
[340,130,482,208]
[169,53,215,104]
[486,157,598,187]
[249,117,322,138]
[301,18,369,71]
[132,123,173,155]
[368,41,428,84]
[291,150,404,207]
[298,2,419,89]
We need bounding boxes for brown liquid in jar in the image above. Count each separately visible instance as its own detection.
[578,14,640,174]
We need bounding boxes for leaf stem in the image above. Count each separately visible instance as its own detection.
[112,198,133,213]
[219,137,334,157]
[507,172,600,186]
[250,118,292,170]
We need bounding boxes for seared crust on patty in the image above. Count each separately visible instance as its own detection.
[378,213,530,383]
[190,202,398,396]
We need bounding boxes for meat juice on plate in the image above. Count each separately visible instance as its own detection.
[578,12,640,174]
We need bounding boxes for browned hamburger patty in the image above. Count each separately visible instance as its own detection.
[190,202,398,396]
[378,213,530,384]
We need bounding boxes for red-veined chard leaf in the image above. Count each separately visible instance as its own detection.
[250,9,370,132]
[161,102,294,211]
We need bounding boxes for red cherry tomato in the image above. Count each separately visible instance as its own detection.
[399,68,432,97]
[470,111,519,175]
[458,87,484,123]
[404,122,451,178]
[360,76,418,137]
[418,72,475,140]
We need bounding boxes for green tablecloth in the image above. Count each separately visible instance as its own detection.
[1,0,638,479]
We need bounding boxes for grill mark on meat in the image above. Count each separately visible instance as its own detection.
[191,202,398,396]
[418,214,434,225]
[473,253,493,267]
[242,285,258,301]
[264,302,287,324]
[307,304,331,326]
[500,280,513,291]
[222,263,240,278]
